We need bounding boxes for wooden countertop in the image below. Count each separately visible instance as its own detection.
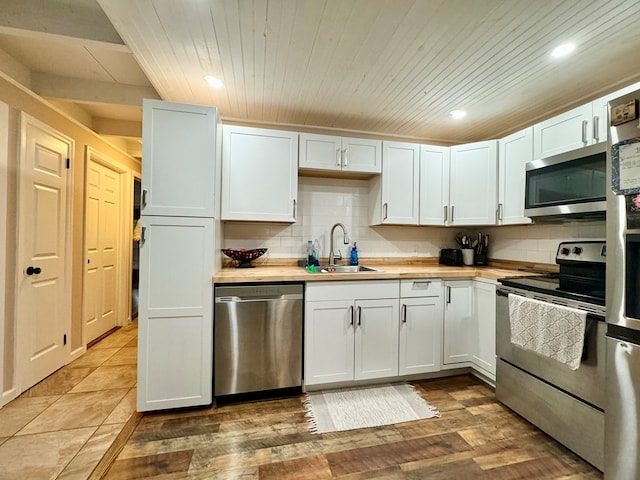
[213,259,541,284]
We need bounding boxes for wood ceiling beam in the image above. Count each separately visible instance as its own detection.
[31,72,159,106]
[0,0,124,46]
[92,117,142,139]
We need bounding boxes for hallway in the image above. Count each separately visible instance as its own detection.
[0,322,138,479]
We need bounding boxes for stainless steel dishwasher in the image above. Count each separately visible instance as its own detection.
[214,283,303,397]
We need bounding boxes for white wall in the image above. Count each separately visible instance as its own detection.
[223,176,606,265]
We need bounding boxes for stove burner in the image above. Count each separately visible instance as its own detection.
[499,240,606,307]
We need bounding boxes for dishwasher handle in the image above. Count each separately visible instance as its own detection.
[215,294,302,303]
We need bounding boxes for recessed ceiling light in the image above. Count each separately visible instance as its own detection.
[550,43,575,58]
[450,110,466,120]
[205,75,224,89]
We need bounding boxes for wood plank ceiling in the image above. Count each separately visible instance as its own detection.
[99,0,640,143]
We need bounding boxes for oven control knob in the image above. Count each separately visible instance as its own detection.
[561,247,570,255]
[572,246,583,255]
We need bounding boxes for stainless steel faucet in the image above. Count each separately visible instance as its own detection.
[329,222,349,265]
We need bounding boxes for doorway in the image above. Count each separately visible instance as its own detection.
[132,178,141,319]
[84,148,131,345]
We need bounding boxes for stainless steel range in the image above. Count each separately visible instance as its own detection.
[496,240,606,471]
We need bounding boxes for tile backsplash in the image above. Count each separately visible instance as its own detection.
[222,176,606,265]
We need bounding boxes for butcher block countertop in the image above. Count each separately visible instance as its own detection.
[213,258,552,284]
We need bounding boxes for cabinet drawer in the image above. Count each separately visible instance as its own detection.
[306,280,399,302]
[400,279,442,298]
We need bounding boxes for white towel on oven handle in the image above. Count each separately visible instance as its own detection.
[508,293,587,370]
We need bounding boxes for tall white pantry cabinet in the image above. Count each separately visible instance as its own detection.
[138,99,220,412]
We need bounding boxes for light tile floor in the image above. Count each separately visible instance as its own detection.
[0,321,138,480]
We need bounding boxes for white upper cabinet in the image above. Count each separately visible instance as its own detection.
[498,127,533,225]
[299,133,381,174]
[221,125,298,222]
[370,141,419,225]
[591,81,640,144]
[449,140,498,226]
[533,104,593,159]
[141,99,218,218]
[419,145,450,226]
[533,81,640,160]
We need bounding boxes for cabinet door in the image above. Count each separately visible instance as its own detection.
[299,133,342,171]
[419,145,450,226]
[591,81,640,145]
[472,281,497,378]
[305,300,355,385]
[222,126,298,222]
[399,296,442,375]
[532,103,593,159]
[141,99,217,217]
[342,137,382,173]
[380,141,419,224]
[449,140,498,226]
[442,280,473,365]
[137,216,214,411]
[354,299,399,380]
[498,127,533,225]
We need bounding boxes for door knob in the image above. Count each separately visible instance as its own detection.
[26,266,41,275]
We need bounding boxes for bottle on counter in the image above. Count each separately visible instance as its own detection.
[306,240,315,266]
[349,242,359,266]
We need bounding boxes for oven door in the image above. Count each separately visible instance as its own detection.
[496,287,605,410]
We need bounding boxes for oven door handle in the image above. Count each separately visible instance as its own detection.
[496,289,509,298]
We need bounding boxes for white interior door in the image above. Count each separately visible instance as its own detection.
[17,114,72,391]
[85,157,121,342]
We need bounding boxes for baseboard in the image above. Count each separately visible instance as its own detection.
[87,326,120,349]
[0,387,18,408]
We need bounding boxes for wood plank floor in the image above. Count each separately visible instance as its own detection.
[104,375,603,479]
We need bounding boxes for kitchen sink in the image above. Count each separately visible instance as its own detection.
[304,265,383,273]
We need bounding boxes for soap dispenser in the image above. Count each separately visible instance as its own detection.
[349,242,359,266]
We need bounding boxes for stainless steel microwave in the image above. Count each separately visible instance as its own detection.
[524,143,607,219]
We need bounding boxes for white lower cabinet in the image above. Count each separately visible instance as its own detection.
[304,299,355,385]
[305,281,399,386]
[399,279,443,375]
[442,280,474,366]
[137,216,214,411]
[304,277,497,387]
[472,280,497,378]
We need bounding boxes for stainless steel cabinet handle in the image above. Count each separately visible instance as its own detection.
[140,226,146,245]
[336,148,341,166]
[413,280,431,287]
[581,120,588,144]
[451,206,455,223]
[447,286,451,304]
[142,189,148,209]
[444,205,448,223]
[343,148,348,167]
[402,304,407,323]
[292,199,297,219]
[497,203,503,221]
[593,116,600,142]
[349,305,354,326]
[383,203,388,220]
[357,306,362,326]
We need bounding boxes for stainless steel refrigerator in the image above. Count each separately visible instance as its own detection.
[606,91,640,479]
